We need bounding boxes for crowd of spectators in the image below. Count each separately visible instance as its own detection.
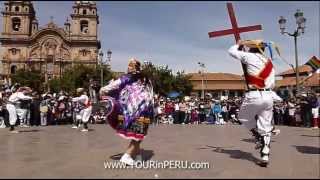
[154,91,320,129]
[153,96,243,125]
[0,84,105,128]
[1,83,319,129]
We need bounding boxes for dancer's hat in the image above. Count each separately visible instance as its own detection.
[127,58,141,74]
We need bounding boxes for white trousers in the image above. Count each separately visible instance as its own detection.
[16,108,27,125]
[312,108,319,118]
[239,91,275,136]
[6,104,17,126]
[81,106,92,123]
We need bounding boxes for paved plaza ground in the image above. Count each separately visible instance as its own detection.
[0,123,319,178]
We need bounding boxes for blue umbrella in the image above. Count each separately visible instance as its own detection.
[167,91,180,98]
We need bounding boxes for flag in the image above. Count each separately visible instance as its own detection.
[305,56,320,72]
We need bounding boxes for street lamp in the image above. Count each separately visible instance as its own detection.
[99,50,104,87]
[198,62,205,99]
[278,9,306,95]
[107,49,112,67]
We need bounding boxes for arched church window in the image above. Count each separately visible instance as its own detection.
[74,9,77,14]
[92,10,95,15]
[12,17,21,31]
[80,20,89,34]
[25,7,28,12]
[5,6,8,11]
[83,9,87,15]
[11,48,17,55]
[11,65,17,74]
[15,6,20,12]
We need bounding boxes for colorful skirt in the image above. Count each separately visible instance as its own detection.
[101,96,150,141]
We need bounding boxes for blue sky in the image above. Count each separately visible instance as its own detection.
[1,1,319,75]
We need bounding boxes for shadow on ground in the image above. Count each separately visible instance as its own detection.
[109,149,154,161]
[293,145,320,154]
[200,145,261,166]
[18,129,41,133]
[301,135,320,138]
[241,138,275,143]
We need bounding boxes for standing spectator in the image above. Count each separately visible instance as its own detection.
[0,97,6,128]
[157,99,164,123]
[89,79,97,104]
[300,94,312,128]
[179,100,187,124]
[164,98,174,118]
[288,99,296,126]
[212,101,222,124]
[173,99,180,124]
[40,94,51,126]
[184,97,192,124]
[310,92,319,129]
[30,92,41,126]
[198,101,206,124]
[279,102,285,125]
[273,103,281,125]
[221,102,229,123]
[204,100,212,123]
[190,107,199,124]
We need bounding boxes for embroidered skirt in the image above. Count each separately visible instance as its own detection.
[101,96,150,141]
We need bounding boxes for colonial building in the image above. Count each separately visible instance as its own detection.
[188,72,246,99]
[275,65,320,98]
[0,1,101,84]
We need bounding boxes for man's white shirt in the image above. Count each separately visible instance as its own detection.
[228,44,275,89]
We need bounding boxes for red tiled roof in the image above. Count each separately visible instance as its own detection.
[188,73,244,81]
[188,73,246,90]
[278,65,313,76]
[303,72,320,87]
[276,72,320,87]
[276,77,297,87]
[191,82,246,90]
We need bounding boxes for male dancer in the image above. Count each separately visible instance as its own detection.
[6,87,33,133]
[228,40,282,167]
[72,88,92,132]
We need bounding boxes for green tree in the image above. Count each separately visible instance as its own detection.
[141,63,193,96]
[11,69,45,93]
[173,71,193,96]
[48,64,114,94]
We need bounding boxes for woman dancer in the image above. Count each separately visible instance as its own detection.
[100,58,154,166]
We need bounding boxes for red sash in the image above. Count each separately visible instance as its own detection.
[85,99,92,108]
[245,60,273,89]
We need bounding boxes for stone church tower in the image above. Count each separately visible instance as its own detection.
[0,1,101,84]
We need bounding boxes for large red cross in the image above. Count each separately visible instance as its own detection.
[208,3,263,90]
[208,3,262,42]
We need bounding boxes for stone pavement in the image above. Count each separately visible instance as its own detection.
[0,124,319,178]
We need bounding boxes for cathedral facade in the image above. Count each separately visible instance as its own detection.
[0,1,101,83]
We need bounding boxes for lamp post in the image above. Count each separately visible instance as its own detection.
[278,9,306,95]
[198,62,205,99]
[106,49,112,71]
[99,51,104,87]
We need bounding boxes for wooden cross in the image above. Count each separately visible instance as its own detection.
[208,3,263,90]
[208,3,262,42]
